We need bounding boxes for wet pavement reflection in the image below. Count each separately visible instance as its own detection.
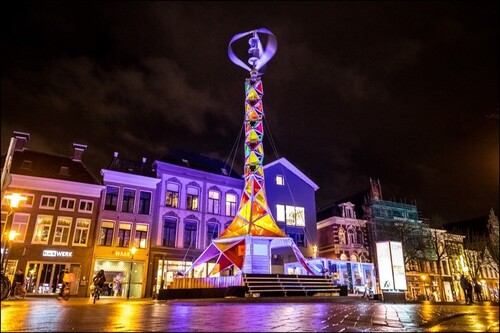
[1,296,498,332]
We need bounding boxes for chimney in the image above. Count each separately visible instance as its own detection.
[13,131,30,151]
[73,143,87,161]
[142,157,147,163]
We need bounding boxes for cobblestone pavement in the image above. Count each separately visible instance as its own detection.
[1,296,498,332]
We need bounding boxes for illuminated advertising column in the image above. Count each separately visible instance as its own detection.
[376,241,407,291]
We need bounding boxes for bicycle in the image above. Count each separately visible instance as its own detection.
[0,272,11,301]
[12,282,26,300]
[58,282,70,301]
[92,285,101,304]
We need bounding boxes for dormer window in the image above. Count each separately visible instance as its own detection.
[338,202,356,219]
[21,160,32,170]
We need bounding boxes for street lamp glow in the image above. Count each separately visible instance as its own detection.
[8,230,18,241]
[4,193,27,208]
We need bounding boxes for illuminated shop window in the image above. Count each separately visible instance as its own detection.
[53,216,72,245]
[99,220,115,246]
[33,215,53,244]
[225,193,237,216]
[207,190,220,214]
[186,186,199,211]
[117,223,132,247]
[165,183,180,208]
[73,218,90,246]
[135,224,148,249]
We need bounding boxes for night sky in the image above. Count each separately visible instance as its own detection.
[1,2,498,223]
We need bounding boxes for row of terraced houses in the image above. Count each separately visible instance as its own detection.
[1,131,498,302]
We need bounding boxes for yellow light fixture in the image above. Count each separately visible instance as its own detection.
[4,193,27,208]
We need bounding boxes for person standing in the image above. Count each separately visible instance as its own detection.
[460,274,470,304]
[465,278,474,304]
[113,273,122,297]
[473,280,483,302]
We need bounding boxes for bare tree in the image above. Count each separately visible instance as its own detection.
[428,226,448,301]
[487,208,499,270]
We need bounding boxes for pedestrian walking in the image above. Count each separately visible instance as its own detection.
[465,278,474,304]
[460,274,471,304]
[474,281,483,302]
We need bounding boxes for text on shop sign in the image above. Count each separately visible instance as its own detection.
[43,250,73,257]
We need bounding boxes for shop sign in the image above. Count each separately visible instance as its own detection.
[43,250,73,257]
[114,251,132,257]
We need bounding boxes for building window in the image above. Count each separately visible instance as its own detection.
[207,190,220,214]
[33,215,53,244]
[288,231,305,247]
[338,228,346,245]
[276,205,305,226]
[347,227,355,244]
[162,218,177,247]
[117,223,132,247]
[357,230,364,244]
[165,183,180,208]
[104,186,119,211]
[122,188,136,213]
[78,199,94,213]
[39,196,57,209]
[19,194,34,208]
[225,193,237,216]
[73,218,90,246]
[138,191,152,215]
[183,220,197,248]
[207,222,219,241]
[135,224,148,249]
[53,217,72,245]
[99,220,114,246]
[11,213,30,242]
[59,198,75,211]
[276,175,284,186]
[186,187,199,211]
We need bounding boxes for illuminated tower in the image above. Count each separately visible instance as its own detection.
[219,29,284,240]
[187,29,319,276]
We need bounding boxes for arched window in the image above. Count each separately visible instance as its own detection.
[347,227,355,244]
[357,229,364,244]
[338,228,346,245]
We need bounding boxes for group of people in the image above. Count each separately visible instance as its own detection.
[8,268,127,299]
[460,274,483,304]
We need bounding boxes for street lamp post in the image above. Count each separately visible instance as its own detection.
[127,247,137,300]
[1,193,27,273]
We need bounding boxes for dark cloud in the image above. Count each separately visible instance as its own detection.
[1,1,498,222]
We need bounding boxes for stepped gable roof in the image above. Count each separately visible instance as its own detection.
[106,155,155,178]
[316,189,369,221]
[3,149,101,185]
[158,148,242,179]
